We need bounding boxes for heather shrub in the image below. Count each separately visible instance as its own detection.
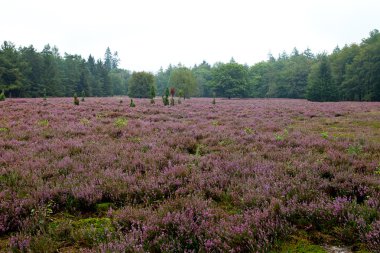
[1,98,380,251]
[375,163,380,175]
[9,234,31,252]
[221,209,289,252]
[365,219,380,251]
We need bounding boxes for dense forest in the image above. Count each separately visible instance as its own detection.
[0,30,379,101]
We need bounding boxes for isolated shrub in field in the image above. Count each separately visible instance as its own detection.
[170,87,175,106]
[81,90,85,102]
[130,99,135,107]
[162,87,169,106]
[73,93,79,105]
[0,90,5,101]
[43,88,47,101]
[114,117,128,127]
[170,87,175,97]
[150,85,155,104]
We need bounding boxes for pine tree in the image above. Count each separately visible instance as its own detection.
[306,55,338,101]
[162,87,169,106]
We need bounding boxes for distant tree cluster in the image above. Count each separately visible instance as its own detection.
[155,30,380,102]
[1,30,379,101]
[0,44,130,97]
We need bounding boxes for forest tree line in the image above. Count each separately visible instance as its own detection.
[0,30,379,101]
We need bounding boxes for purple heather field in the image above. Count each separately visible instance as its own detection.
[1,97,380,252]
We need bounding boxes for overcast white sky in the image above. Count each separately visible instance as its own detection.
[1,0,379,72]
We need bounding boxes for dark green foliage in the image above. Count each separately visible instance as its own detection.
[168,67,197,98]
[306,55,338,102]
[162,87,169,106]
[73,93,79,105]
[128,71,155,98]
[130,99,136,107]
[342,29,380,101]
[0,43,127,98]
[43,88,47,101]
[0,89,5,101]
[212,61,250,98]
[150,85,156,104]
[1,30,380,101]
[192,61,213,97]
[178,89,184,99]
[155,66,172,96]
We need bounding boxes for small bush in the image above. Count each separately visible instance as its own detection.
[321,131,329,139]
[0,90,5,101]
[73,93,79,105]
[81,90,85,102]
[114,117,128,127]
[347,144,362,155]
[130,99,136,107]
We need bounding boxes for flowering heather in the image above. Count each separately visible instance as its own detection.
[0,97,380,252]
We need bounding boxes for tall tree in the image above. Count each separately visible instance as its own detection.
[343,29,380,101]
[41,44,63,97]
[128,71,155,98]
[192,61,213,97]
[155,66,172,96]
[168,67,198,98]
[306,55,337,101]
[212,61,250,98]
[104,47,113,71]
[0,41,24,97]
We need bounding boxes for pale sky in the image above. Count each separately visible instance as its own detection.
[1,0,379,72]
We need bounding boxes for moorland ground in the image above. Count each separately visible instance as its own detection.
[1,98,380,252]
